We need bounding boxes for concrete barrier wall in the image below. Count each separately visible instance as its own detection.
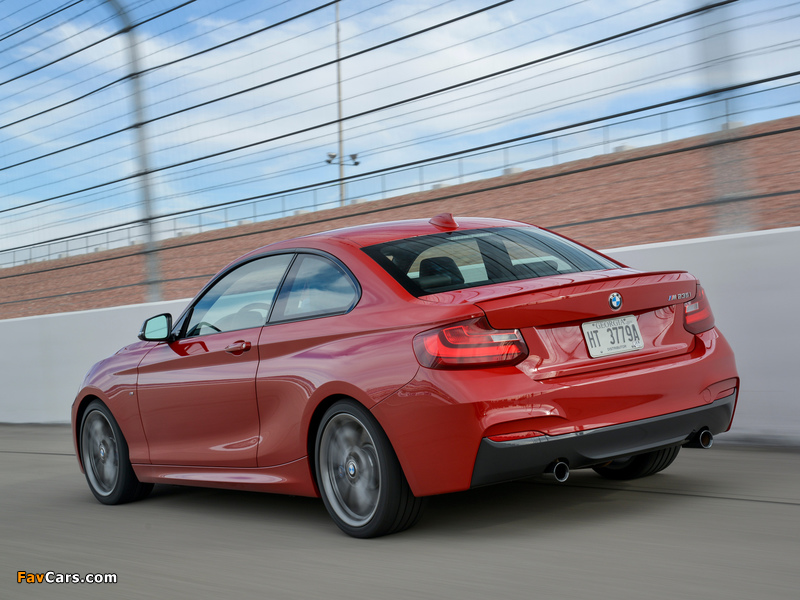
[1,227,798,443]
[0,299,190,423]
[608,227,800,445]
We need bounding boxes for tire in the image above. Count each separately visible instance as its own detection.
[315,400,425,538]
[80,400,153,504]
[592,446,681,481]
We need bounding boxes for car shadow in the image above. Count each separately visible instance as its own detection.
[127,469,685,539]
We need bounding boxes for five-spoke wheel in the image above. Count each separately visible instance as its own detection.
[315,400,424,538]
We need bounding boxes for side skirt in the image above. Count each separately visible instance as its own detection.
[133,456,319,497]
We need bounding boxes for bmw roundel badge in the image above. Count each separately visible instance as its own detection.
[609,292,622,311]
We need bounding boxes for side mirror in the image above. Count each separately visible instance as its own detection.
[138,313,173,342]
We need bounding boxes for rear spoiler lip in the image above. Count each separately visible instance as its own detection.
[420,268,695,307]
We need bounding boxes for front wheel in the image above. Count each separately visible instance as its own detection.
[592,446,681,480]
[315,400,424,538]
[80,400,153,504]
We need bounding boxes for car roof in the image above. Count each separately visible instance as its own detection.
[275,215,534,249]
[228,215,538,268]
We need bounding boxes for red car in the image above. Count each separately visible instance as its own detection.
[72,214,738,537]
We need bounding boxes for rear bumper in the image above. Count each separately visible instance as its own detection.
[470,390,737,488]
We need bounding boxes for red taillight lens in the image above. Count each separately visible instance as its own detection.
[413,317,528,369]
[684,285,715,334]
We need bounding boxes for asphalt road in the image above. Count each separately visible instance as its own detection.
[1,424,798,600]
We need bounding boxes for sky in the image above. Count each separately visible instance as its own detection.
[0,0,798,260]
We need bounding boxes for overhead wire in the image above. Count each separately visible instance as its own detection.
[139,0,599,155]
[4,64,798,224]
[2,0,740,192]
[0,0,196,88]
[3,67,798,244]
[0,0,514,173]
[0,0,85,45]
[2,121,798,288]
[7,0,800,262]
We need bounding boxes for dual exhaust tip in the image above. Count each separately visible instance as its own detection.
[542,429,714,483]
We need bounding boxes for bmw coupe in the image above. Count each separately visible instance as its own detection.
[72,214,738,537]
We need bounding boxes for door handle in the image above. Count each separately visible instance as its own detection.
[224,341,252,355]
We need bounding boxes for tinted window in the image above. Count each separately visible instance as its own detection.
[271,254,359,322]
[185,254,293,337]
[363,227,619,296]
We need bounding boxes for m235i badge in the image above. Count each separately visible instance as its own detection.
[668,292,692,301]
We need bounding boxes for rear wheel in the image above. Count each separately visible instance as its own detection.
[592,446,681,480]
[80,400,153,504]
[315,400,424,538]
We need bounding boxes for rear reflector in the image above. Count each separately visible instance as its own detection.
[413,317,528,369]
[488,430,545,443]
[684,284,715,334]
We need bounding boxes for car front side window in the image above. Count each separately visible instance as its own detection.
[185,254,293,337]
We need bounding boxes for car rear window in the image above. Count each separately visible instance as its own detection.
[362,227,619,296]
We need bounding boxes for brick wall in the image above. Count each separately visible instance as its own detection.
[2,116,798,320]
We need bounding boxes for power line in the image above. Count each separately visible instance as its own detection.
[0,7,115,77]
[138,0,601,153]
[0,0,746,181]
[0,0,84,45]
[137,1,338,77]
[92,0,779,167]
[0,0,393,130]
[0,0,53,37]
[0,0,513,174]
[2,114,797,268]
[7,1,735,186]
[0,0,196,88]
[3,67,798,221]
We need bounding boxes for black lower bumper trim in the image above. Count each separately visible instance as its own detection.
[470,392,736,488]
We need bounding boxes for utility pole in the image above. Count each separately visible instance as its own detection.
[104,0,161,301]
[327,1,360,206]
[698,0,753,234]
[335,0,345,206]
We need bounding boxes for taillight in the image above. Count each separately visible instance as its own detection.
[413,317,528,369]
[684,284,715,334]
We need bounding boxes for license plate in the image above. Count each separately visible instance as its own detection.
[581,315,644,358]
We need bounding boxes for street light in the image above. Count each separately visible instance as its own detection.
[326,153,359,167]
[325,152,360,205]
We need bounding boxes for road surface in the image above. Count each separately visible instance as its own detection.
[1,424,798,599]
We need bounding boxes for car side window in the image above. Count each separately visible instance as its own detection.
[185,254,293,337]
[271,254,358,322]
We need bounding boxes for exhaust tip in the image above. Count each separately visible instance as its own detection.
[544,461,570,483]
[698,429,714,449]
[686,429,715,449]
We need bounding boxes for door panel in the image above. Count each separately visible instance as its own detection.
[136,253,294,467]
[137,330,261,467]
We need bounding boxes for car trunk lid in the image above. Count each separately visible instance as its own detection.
[423,268,699,380]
